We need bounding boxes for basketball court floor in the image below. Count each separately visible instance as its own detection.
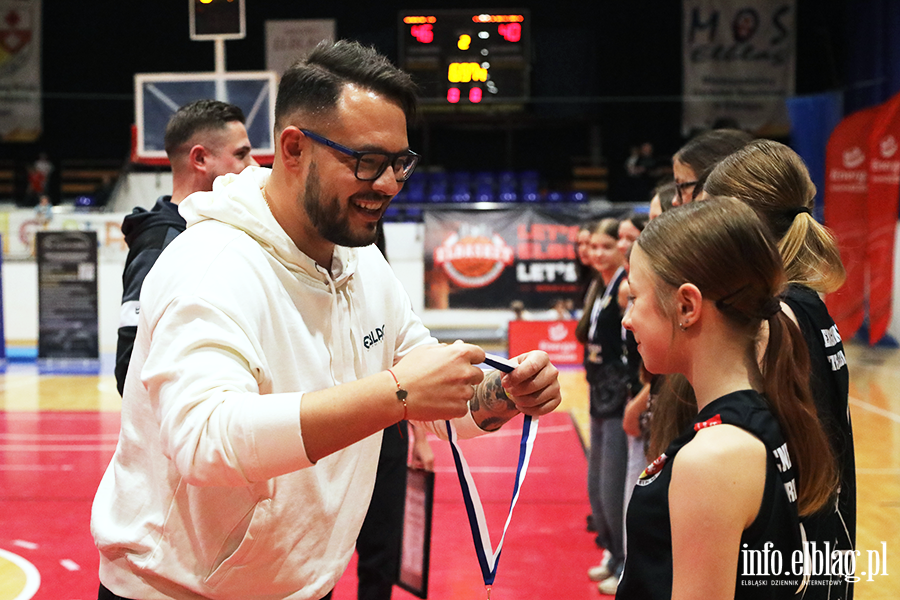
[0,342,897,600]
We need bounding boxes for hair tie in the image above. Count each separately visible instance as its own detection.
[787,206,812,219]
[760,297,781,320]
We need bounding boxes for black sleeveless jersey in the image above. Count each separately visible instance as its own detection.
[585,267,626,367]
[584,267,629,417]
[783,284,855,600]
[617,390,804,600]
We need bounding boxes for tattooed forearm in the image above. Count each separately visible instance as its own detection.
[470,371,517,431]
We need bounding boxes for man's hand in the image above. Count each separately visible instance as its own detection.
[502,350,562,416]
[390,341,486,422]
[409,423,435,471]
[471,350,561,431]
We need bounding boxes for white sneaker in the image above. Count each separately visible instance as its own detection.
[597,574,619,596]
[587,550,612,582]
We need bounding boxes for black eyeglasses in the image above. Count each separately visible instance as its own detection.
[675,179,699,199]
[300,129,420,182]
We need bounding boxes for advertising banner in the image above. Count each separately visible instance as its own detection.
[36,231,99,371]
[265,19,335,78]
[508,320,582,366]
[0,0,41,142]
[682,0,795,136]
[424,208,595,310]
[0,209,128,260]
[824,106,879,341]
[864,92,900,344]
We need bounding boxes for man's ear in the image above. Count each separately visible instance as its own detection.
[188,144,209,172]
[279,127,306,172]
[675,283,703,328]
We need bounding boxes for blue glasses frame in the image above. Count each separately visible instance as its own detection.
[299,129,420,182]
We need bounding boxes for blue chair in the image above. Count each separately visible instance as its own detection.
[474,171,495,202]
[450,171,472,203]
[520,171,540,202]
[403,171,427,203]
[546,191,564,203]
[427,171,448,203]
[498,170,518,202]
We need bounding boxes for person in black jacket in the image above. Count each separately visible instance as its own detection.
[115,99,257,394]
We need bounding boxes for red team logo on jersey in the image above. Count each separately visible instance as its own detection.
[636,453,668,486]
[694,414,722,431]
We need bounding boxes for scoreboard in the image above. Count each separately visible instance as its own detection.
[398,10,530,108]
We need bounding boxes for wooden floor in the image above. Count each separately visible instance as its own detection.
[1,340,898,599]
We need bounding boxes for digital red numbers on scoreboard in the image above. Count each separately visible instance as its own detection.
[399,10,530,107]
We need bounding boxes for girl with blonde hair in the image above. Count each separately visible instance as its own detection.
[704,139,854,600]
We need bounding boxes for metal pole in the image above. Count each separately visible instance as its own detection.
[215,38,227,102]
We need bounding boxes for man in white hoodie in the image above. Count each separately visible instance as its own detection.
[92,40,562,600]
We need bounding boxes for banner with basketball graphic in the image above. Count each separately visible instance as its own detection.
[424,209,590,310]
[824,105,879,341]
[0,0,42,141]
[865,92,900,344]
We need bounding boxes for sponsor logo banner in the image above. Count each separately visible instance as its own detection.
[508,320,582,365]
[824,106,879,341]
[682,0,795,136]
[0,0,41,141]
[424,208,588,309]
[864,93,900,344]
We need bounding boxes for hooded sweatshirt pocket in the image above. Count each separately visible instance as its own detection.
[205,497,272,587]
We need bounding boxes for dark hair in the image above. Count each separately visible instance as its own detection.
[623,211,649,233]
[653,180,677,212]
[164,99,246,159]
[639,197,836,516]
[275,39,418,130]
[673,129,754,199]
[591,217,620,239]
[704,139,846,294]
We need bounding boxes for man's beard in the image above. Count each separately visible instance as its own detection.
[303,161,388,248]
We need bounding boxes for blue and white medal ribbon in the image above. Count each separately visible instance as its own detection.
[445,415,539,598]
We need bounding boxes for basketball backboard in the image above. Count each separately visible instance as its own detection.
[133,71,277,165]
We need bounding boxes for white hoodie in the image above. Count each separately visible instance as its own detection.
[92,167,484,600]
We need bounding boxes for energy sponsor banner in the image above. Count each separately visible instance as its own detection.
[508,319,582,366]
[865,92,900,344]
[682,0,795,136]
[0,0,41,142]
[36,231,99,369]
[824,105,879,341]
[424,208,587,309]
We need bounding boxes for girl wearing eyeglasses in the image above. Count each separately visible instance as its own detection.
[671,129,753,206]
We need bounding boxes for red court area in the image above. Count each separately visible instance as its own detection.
[1,410,599,600]
[331,411,601,600]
